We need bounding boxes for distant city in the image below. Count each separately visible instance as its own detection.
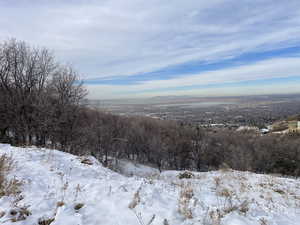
[88,93,300,129]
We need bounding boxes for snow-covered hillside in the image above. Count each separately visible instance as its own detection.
[0,144,299,225]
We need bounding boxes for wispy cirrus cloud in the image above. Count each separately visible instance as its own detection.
[85,57,300,98]
[1,0,300,98]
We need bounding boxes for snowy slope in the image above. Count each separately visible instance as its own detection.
[0,144,299,225]
[111,158,160,177]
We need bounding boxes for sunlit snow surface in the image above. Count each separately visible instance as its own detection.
[0,144,299,225]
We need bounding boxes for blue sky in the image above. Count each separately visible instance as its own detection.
[1,0,300,99]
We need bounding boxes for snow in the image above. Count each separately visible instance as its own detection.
[236,126,259,132]
[0,143,299,225]
[112,158,160,177]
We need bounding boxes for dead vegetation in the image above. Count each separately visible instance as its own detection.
[81,158,93,165]
[38,217,55,225]
[9,206,31,223]
[0,154,22,197]
[178,171,195,179]
[133,211,156,225]
[273,188,285,195]
[56,201,65,207]
[74,203,84,211]
[178,182,194,219]
[0,211,5,218]
[128,186,142,209]
[211,174,250,222]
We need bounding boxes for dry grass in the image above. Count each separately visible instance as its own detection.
[213,174,250,220]
[38,217,55,225]
[178,182,194,219]
[178,171,195,179]
[0,154,22,197]
[9,205,31,223]
[213,176,221,189]
[217,187,232,198]
[259,217,268,225]
[56,201,65,207]
[273,188,285,195]
[208,209,222,225]
[128,186,142,209]
[133,211,156,225]
[0,154,28,223]
[81,158,93,165]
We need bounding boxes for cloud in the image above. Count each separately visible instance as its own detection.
[85,57,300,98]
[1,1,300,75]
[132,57,300,90]
[1,0,300,98]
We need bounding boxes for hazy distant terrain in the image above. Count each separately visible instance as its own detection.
[88,94,300,128]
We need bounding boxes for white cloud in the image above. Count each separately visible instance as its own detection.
[1,0,300,79]
[86,57,300,98]
[1,1,300,98]
[134,57,300,89]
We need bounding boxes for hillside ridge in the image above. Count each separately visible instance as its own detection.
[0,144,299,225]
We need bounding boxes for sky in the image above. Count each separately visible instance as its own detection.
[1,0,300,99]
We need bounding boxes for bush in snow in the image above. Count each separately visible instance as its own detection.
[178,171,195,179]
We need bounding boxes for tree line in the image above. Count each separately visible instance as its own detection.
[78,112,300,177]
[0,39,86,149]
[0,39,299,177]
